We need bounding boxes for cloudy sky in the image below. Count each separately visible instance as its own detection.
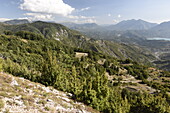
[0,0,170,24]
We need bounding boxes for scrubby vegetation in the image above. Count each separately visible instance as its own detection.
[0,22,170,113]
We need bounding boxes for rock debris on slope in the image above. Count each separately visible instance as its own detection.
[0,72,98,113]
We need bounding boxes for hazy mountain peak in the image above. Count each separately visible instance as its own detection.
[61,22,100,31]
[4,19,30,25]
[158,21,170,26]
[150,20,170,37]
[108,19,157,31]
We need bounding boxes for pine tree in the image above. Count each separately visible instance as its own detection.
[41,50,59,86]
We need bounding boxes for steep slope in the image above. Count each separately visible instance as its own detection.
[0,72,98,113]
[108,19,157,31]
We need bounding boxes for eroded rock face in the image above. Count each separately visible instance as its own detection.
[0,72,98,113]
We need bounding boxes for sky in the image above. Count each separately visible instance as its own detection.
[0,0,170,24]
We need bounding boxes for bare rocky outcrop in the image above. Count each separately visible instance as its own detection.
[0,72,98,113]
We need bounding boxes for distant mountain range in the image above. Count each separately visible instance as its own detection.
[3,19,170,38]
[149,21,170,37]
[62,19,170,38]
[4,19,30,25]
[152,21,170,30]
[107,19,157,31]
[62,19,158,31]
[3,19,170,31]
[61,22,102,32]
[62,22,99,28]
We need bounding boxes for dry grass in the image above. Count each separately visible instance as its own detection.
[0,72,99,113]
[0,99,4,110]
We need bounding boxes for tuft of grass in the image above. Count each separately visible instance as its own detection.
[21,95,35,105]
[37,99,47,106]
[44,106,50,111]
[0,99,4,111]
[0,92,8,97]
[23,100,29,107]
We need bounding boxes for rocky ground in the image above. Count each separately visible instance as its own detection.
[0,72,98,113]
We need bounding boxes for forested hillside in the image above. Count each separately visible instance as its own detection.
[0,21,156,64]
[0,21,170,113]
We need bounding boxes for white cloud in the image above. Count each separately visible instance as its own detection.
[20,0,75,16]
[75,7,91,13]
[108,14,111,17]
[118,14,121,18]
[0,18,10,22]
[24,13,53,21]
[19,0,95,23]
[80,7,90,11]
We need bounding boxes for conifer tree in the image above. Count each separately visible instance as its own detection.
[41,50,58,86]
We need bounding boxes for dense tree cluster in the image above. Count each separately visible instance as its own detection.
[0,32,170,113]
